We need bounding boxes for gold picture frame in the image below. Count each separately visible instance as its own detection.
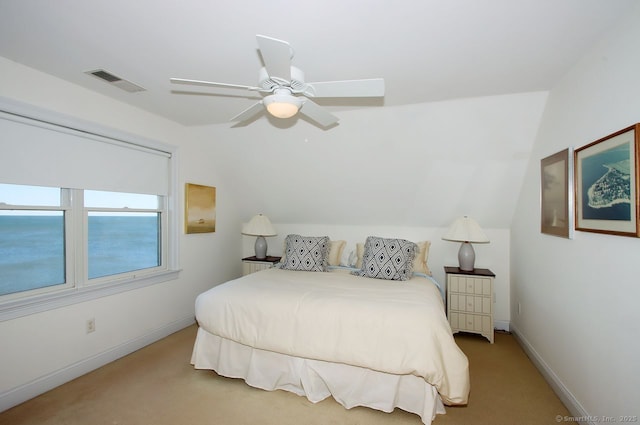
[574,124,640,237]
[185,183,216,234]
[541,148,573,238]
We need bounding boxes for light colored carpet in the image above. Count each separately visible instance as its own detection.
[0,325,569,425]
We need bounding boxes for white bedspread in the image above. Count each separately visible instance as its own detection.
[194,267,469,405]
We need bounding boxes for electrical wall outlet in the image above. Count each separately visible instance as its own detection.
[86,318,96,334]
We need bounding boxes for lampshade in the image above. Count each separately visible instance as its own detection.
[442,216,489,243]
[263,89,303,119]
[242,214,276,236]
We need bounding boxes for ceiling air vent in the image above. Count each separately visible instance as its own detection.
[86,69,146,93]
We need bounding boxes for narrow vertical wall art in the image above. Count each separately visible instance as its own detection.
[185,183,216,234]
[541,148,573,238]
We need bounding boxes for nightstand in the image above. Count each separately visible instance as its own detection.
[445,266,495,343]
[242,256,281,275]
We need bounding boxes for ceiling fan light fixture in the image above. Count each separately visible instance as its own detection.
[264,90,303,119]
[172,35,382,127]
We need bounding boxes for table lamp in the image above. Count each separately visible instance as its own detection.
[242,214,277,259]
[442,216,489,271]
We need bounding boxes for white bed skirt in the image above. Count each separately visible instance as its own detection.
[191,327,446,425]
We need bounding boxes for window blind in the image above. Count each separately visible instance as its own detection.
[0,111,170,195]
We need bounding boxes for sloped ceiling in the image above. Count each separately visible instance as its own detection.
[0,0,636,127]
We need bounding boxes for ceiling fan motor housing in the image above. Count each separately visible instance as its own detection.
[258,66,306,92]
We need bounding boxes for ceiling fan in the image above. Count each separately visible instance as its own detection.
[170,35,385,127]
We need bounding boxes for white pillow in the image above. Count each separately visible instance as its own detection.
[328,240,346,266]
[414,241,432,275]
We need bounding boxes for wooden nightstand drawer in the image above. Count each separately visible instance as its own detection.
[449,294,491,314]
[451,276,492,295]
[450,312,492,334]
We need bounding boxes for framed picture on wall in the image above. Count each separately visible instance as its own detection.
[541,148,573,238]
[185,183,216,234]
[574,124,640,237]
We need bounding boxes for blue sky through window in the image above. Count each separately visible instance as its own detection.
[0,184,158,215]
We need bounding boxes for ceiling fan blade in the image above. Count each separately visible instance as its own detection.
[170,78,261,91]
[256,35,292,82]
[298,99,339,128]
[230,101,265,122]
[306,78,385,98]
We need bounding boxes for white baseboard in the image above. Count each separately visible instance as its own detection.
[510,324,594,425]
[0,316,195,413]
[494,319,510,332]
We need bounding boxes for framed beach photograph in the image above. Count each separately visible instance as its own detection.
[185,183,216,234]
[574,124,640,237]
[541,148,573,238]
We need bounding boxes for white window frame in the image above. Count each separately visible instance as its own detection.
[0,97,180,322]
[0,200,74,299]
[84,192,167,284]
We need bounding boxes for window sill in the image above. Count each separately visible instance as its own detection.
[0,269,181,322]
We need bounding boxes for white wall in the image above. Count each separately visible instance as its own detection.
[0,57,242,409]
[510,7,640,419]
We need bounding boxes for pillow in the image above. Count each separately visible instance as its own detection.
[328,240,346,266]
[353,242,363,268]
[355,240,431,275]
[352,236,418,281]
[414,241,432,276]
[280,234,330,272]
[281,239,346,267]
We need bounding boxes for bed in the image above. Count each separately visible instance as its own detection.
[191,235,470,424]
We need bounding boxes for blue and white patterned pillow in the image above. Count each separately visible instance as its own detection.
[352,236,418,281]
[279,234,330,272]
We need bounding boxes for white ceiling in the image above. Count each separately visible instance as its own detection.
[0,0,637,127]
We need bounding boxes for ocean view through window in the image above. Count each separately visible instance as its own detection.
[0,213,66,296]
[1,184,165,299]
[88,213,161,279]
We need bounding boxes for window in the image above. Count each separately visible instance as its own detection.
[0,185,168,300]
[0,185,67,297]
[85,190,164,280]
[0,100,178,319]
